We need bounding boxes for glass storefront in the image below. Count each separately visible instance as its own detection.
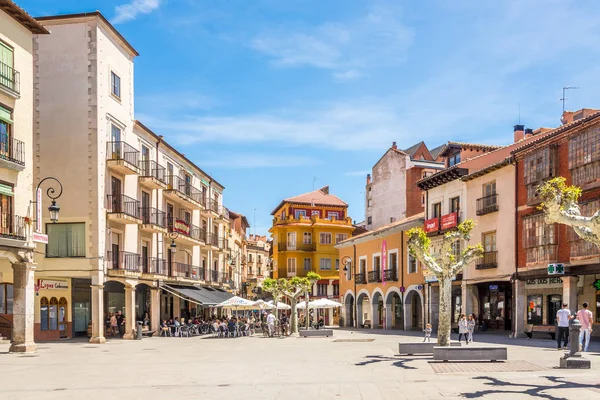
[527,294,543,325]
[479,283,512,330]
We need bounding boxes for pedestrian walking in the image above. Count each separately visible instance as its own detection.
[576,302,593,352]
[115,310,124,338]
[467,314,476,343]
[556,303,572,350]
[110,313,118,337]
[458,314,468,344]
[423,323,432,342]
[266,310,276,337]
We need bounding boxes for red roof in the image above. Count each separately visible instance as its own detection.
[271,186,347,215]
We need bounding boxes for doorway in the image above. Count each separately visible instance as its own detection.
[548,294,562,325]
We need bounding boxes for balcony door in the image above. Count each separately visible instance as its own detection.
[111,177,122,212]
[287,232,296,250]
[110,125,121,159]
[111,232,120,269]
[0,41,14,90]
[141,145,150,175]
[141,241,149,273]
[0,188,13,237]
[141,191,150,223]
[184,174,192,196]
[483,232,496,253]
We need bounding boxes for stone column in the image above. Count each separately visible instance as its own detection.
[562,276,579,312]
[512,279,526,338]
[89,284,106,343]
[461,280,470,316]
[123,285,136,340]
[10,262,37,353]
[173,295,181,319]
[150,288,160,334]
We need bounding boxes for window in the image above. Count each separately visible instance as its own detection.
[450,197,460,213]
[408,255,417,274]
[320,233,332,244]
[0,41,15,90]
[335,259,339,271]
[345,259,352,280]
[359,258,366,273]
[110,71,121,98]
[421,193,426,206]
[373,255,381,272]
[303,232,312,244]
[389,252,398,274]
[367,216,372,225]
[295,210,306,219]
[0,106,13,161]
[483,181,496,196]
[569,127,600,186]
[311,210,320,217]
[287,258,296,275]
[327,212,338,220]
[303,257,312,271]
[524,147,557,201]
[258,255,262,263]
[335,233,347,244]
[483,232,497,252]
[432,202,442,218]
[367,199,372,207]
[281,210,286,219]
[333,284,339,296]
[320,258,332,270]
[287,232,296,249]
[248,254,253,262]
[248,267,252,275]
[522,214,557,264]
[568,199,600,258]
[257,267,261,276]
[0,283,13,314]
[451,241,461,258]
[448,152,461,167]
[317,284,328,296]
[46,223,86,257]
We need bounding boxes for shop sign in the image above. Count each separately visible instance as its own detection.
[37,279,69,290]
[489,284,499,290]
[173,218,190,236]
[525,277,563,288]
[424,217,439,233]
[547,263,565,275]
[440,212,458,230]
[593,279,600,290]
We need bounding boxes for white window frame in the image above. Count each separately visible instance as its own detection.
[372,252,382,272]
[335,233,347,244]
[311,210,320,217]
[388,248,399,275]
[303,257,311,272]
[319,258,332,270]
[303,232,312,244]
[327,211,339,220]
[407,253,418,274]
[287,258,297,276]
[345,259,352,280]
[295,210,306,219]
[110,70,121,100]
[287,232,296,250]
[320,232,332,244]
[358,256,367,274]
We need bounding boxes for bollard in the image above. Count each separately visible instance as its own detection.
[559,317,591,369]
[136,322,143,340]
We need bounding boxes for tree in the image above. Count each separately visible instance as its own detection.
[407,220,483,346]
[538,177,600,249]
[263,272,321,336]
[304,272,320,331]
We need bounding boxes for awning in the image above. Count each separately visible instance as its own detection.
[332,280,339,285]
[0,184,13,197]
[162,284,217,306]
[200,286,233,305]
[317,279,329,284]
[0,106,13,125]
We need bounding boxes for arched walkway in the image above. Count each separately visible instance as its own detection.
[385,289,404,330]
[371,289,384,329]
[356,291,370,328]
[343,292,355,327]
[135,283,151,322]
[404,289,423,331]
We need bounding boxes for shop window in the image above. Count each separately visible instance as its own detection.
[49,297,58,330]
[597,294,600,323]
[569,127,600,186]
[522,214,557,264]
[524,147,558,201]
[0,282,13,314]
[317,284,328,296]
[547,294,562,326]
[40,297,49,330]
[527,294,543,325]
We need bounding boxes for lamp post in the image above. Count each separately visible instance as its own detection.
[168,232,178,253]
[342,246,357,328]
[32,177,63,225]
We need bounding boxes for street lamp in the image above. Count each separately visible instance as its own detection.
[342,246,357,328]
[168,232,178,253]
[32,177,63,224]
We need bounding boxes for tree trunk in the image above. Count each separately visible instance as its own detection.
[437,275,453,346]
[305,290,310,330]
[289,297,299,336]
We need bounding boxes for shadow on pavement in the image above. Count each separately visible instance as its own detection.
[462,376,600,400]
[355,354,419,369]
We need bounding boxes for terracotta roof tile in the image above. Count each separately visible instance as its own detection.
[0,0,49,33]
[271,186,347,215]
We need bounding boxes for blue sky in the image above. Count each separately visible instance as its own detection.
[21,0,600,235]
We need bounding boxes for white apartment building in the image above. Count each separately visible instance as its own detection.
[245,234,271,299]
[33,12,231,345]
[0,1,48,353]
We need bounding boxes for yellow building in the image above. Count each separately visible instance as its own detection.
[269,186,354,324]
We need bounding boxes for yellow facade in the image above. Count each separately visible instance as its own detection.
[270,203,354,281]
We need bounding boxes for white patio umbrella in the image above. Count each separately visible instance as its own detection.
[251,299,274,310]
[297,298,343,309]
[218,296,256,310]
[266,300,291,310]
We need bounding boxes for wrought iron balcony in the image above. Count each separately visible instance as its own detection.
[107,251,141,272]
[107,141,139,170]
[165,175,203,205]
[354,273,367,284]
[218,237,228,251]
[368,270,382,283]
[476,194,499,216]
[207,232,219,247]
[277,242,316,252]
[167,215,203,242]
[147,257,167,275]
[0,213,27,240]
[476,251,498,270]
[107,194,141,219]
[140,207,166,227]
[383,268,398,281]
[139,159,167,187]
[0,132,25,167]
[172,262,200,279]
[0,60,20,95]
[210,269,219,282]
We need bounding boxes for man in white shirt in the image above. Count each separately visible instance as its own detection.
[266,311,276,337]
[556,303,572,350]
[576,302,594,352]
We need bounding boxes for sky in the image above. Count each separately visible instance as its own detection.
[19,0,600,235]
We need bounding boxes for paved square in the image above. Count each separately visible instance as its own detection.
[1,329,599,399]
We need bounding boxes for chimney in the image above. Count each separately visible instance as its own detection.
[513,124,525,143]
[366,174,371,185]
[319,185,329,195]
[392,141,397,150]
[524,128,533,139]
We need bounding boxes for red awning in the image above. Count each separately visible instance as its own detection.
[317,279,329,284]
[332,280,339,285]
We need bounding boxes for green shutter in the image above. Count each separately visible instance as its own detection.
[0,106,12,124]
[0,184,14,196]
[0,42,13,67]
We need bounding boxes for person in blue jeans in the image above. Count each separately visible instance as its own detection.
[555,303,573,350]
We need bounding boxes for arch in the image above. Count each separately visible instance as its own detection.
[371,289,384,329]
[343,291,355,328]
[384,287,403,330]
[356,290,371,328]
[404,287,424,331]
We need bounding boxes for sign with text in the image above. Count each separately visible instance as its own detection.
[32,232,48,244]
[36,188,42,232]
[37,279,69,290]
[381,240,387,284]
[441,212,458,230]
[547,263,565,275]
[525,277,563,289]
[424,217,439,233]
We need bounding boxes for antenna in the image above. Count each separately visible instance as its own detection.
[561,86,579,113]
[312,176,317,190]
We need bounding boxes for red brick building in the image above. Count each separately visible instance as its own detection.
[512,109,600,336]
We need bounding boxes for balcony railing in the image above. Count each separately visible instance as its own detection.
[167,216,203,242]
[207,232,219,247]
[476,251,498,270]
[140,207,166,227]
[172,262,199,279]
[206,199,219,213]
[355,273,367,284]
[107,251,141,272]
[0,213,27,240]
[107,194,140,219]
[476,194,499,216]
[368,270,382,283]
[166,175,203,204]
[218,237,228,251]
[383,269,397,281]
[210,269,219,282]
[0,60,20,94]
[147,257,167,275]
[218,205,229,218]
[526,244,558,264]
[139,159,167,184]
[107,141,139,167]
[278,242,316,252]
[0,132,25,166]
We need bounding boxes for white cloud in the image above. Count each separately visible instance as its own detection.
[112,0,161,24]
[199,153,322,169]
[250,3,413,79]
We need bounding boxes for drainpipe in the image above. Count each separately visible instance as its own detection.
[401,230,405,330]
[156,138,162,261]
[513,158,518,338]
[353,244,357,328]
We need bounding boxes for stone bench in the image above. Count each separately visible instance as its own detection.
[300,329,333,338]
[433,346,507,362]
[525,324,555,340]
[398,342,461,355]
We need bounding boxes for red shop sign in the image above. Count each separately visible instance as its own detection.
[441,212,457,230]
[424,218,439,233]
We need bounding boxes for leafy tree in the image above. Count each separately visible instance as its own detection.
[407,220,483,346]
[538,177,600,249]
